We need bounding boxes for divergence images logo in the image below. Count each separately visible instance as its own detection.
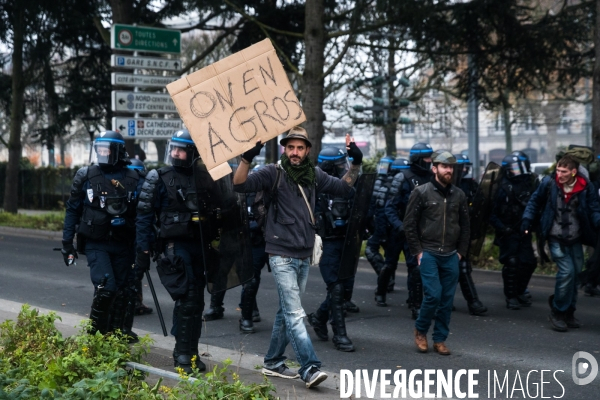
[572,351,598,385]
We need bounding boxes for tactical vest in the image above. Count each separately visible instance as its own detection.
[403,169,430,191]
[316,193,351,239]
[157,167,202,239]
[77,165,139,241]
[497,175,537,226]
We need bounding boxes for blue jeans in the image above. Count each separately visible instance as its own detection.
[415,251,459,343]
[549,241,583,313]
[264,255,321,380]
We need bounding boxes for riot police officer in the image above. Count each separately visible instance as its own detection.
[61,131,143,338]
[453,154,487,315]
[307,147,356,352]
[238,165,269,333]
[383,142,433,318]
[490,151,537,310]
[135,130,208,373]
[365,155,395,277]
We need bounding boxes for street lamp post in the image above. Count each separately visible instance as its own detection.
[80,116,102,163]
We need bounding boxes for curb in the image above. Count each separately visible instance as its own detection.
[0,226,62,241]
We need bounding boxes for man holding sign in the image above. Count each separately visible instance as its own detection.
[233,127,363,389]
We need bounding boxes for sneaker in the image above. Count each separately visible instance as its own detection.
[304,366,328,388]
[262,364,300,379]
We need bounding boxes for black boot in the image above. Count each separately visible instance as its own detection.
[122,287,139,343]
[89,285,116,335]
[387,275,396,293]
[458,259,487,316]
[547,295,568,332]
[584,284,600,297]
[343,288,360,313]
[365,246,384,275]
[408,266,423,320]
[517,263,536,307]
[502,258,520,310]
[330,283,355,352]
[203,290,225,321]
[565,307,580,329]
[174,290,206,374]
[307,308,329,341]
[239,278,259,333]
[375,266,394,306]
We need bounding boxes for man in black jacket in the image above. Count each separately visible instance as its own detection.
[404,151,470,355]
[233,126,362,389]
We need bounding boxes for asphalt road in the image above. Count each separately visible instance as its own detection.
[1,232,599,399]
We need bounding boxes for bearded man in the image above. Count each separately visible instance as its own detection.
[233,126,363,388]
[403,151,470,355]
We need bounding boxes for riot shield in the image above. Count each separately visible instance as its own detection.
[468,162,501,259]
[451,164,464,187]
[338,173,376,280]
[194,157,254,293]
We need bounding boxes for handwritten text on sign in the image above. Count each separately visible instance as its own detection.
[167,39,305,179]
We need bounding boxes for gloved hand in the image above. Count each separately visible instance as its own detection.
[241,141,264,163]
[136,252,151,273]
[521,218,532,235]
[346,142,363,165]
[500,226,514,236]
[61,241,78,266]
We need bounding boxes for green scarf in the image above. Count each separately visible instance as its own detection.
[280,153,316,187]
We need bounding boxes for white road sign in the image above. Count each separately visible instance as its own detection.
[111,91,177,113]
[111,73,178,88]
[110,55,181,71]
[112,117,183,138]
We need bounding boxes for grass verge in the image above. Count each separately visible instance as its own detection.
[0,211,65,231]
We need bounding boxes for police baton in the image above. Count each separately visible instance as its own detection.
[144,268,168,337]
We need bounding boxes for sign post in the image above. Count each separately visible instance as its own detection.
[110,24,181,53]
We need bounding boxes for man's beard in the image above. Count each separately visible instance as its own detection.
[436,170,453,185]
[289,155,304,165]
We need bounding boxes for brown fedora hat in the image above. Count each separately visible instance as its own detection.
[280,126,312,147]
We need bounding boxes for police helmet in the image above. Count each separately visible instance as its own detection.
[409,143,434,172]
[377,155,395,175]
[510,151,531,174]
[165,130,198,168]
[502,154,530,178]
[318,147,349,178]
[391,157,410,171]
[92,131,127,168]
[454,154,472,178]
[127,158,147,173]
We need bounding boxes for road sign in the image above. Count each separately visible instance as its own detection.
[111,55,181,71]
[112,117,183,138]
[111,73,178,88]
[111,24,181,54]
[111,91,178,113]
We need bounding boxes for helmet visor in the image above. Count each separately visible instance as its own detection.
[165,140,194,168]
[377,160,392,175]
[507,162,523,177]
[335,159,350,178]
[91,141,118,166]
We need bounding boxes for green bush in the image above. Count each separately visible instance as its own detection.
[0,211,65,231]
[0,305,276,399]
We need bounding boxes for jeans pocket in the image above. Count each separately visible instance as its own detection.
[549,242,565,259]
[270,256,293,267]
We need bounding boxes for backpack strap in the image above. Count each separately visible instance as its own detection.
[271,165,283,222]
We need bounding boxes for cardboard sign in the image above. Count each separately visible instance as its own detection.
[167,39,306,179]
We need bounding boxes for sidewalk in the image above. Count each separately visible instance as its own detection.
[0,299,343,400]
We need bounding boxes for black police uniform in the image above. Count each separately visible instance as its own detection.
[490,153,537,310]
[306,147,356,352]
[454,155,488,315]
[136,131,209,373]
[383,143,433,318]
[365,157,408,293]
[61,131,143,337]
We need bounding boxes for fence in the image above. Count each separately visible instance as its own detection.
[0,162,76,210]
